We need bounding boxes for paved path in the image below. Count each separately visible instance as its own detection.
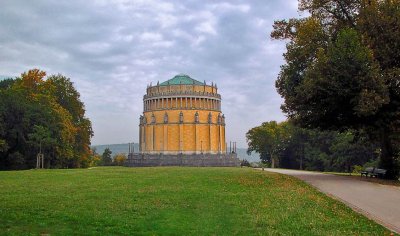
[263,168,400,234]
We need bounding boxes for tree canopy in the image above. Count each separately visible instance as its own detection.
[0,69,93,169]
[272,0,400,178]
[101,148,112,166]
[247,121,378,172]
[246,121,291,167]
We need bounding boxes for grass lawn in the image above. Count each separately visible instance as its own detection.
[0,167,393,235]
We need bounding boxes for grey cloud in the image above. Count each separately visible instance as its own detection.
[0,0,300,147]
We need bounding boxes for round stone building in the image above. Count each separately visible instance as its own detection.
[139,74,227,155]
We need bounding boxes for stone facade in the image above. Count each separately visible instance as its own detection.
[139,74,227,155]
[127,74,240,167]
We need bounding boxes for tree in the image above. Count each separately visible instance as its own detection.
[272,0,400,179]
[246,121,291,167]
[113,153,127,166]
[0,69,93,170]
[27,125,55,167]
[101,148,112,166]
[88,147,101,167]
[45,74,93,167]
[247,120,378,172]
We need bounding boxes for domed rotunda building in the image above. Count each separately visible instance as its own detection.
[126,74,239,167]
[140,74,226,155]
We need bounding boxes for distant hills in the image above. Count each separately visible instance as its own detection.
[92,143,260,162]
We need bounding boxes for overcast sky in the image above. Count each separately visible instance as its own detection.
[0,0,302,147]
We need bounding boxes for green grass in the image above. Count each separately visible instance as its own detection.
[0,167,393,235]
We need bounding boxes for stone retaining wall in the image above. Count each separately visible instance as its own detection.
[125,153,240,167]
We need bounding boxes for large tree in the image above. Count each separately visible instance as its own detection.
[272,0,400,178]
[0,69,93,169]
[246,121,291,167]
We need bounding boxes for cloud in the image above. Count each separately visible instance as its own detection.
[0,0,300,147]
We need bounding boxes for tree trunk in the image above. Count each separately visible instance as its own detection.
[379,128,399,179]
[300,145,304,170]
[271,155,275,168]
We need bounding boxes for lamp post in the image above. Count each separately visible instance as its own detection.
[201,141,203,155]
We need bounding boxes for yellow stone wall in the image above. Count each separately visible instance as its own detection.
[139,83,226,154]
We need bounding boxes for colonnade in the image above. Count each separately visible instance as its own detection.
[139,121,226,154]
[143,97,221,111]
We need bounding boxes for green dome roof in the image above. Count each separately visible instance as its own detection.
[160,74,204,86]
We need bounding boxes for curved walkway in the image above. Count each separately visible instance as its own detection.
[263,168,400,234]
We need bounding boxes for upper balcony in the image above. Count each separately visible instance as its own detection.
[144,90,221,100]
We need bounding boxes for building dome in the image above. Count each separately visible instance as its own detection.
[139,74,226,155]
[160,74,204,86]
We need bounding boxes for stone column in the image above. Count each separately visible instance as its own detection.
[151,125,154,152]
[179,123,183,154]
[209,122,212,153]
[143,124,146,153]
[195,123,198,154]
[219,124,223,153]
[139,124,142,153]
[220,124,224,154]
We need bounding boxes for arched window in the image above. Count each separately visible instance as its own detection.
[208,112,212,124]
[151,113,156,124]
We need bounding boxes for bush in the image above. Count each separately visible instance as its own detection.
[113,153,127,166]
[241,159,250,167]
[352,165,363,174]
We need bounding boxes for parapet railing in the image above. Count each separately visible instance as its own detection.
[144,90,221,99]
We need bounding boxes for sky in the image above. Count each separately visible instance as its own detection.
[0,0,303,147]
